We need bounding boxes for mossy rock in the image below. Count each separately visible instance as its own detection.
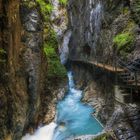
[59,0,67,6]
[36,0,53,18]
[113,18,136,59]
[113,32,135,51]
[22,0,37,8]
[43,28,66,78]
[44,45,66,78]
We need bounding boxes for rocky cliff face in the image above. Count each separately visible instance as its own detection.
[0,0,46,139]
[68,0,140,62]
[67,0,140,139]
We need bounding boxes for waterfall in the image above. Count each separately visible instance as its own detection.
[21,122,57,140]
[22,71,103,140]
[22,1,103,140]
[50,0,71,65]
[68,71,75,89]
[51,0,67,37]
[59,31,72,65]
[52,71,103,140]
[90,1,103,48]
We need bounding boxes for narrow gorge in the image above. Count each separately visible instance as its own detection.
[0,0,140,140]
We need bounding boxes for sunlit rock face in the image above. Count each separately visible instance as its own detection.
[0,1,45,140]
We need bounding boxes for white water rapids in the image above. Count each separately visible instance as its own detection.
[22,123,57,140]
[22,71,103,140]
[22,0,104,140]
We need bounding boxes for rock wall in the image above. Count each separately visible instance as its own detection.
[0,0,46,139]
[71,63,140,139]
[67,0,140,139]
[68,0,140,62]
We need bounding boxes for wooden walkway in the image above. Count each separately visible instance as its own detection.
[70,58,140,88]
[71,58,140,104]
[71,59,124,72]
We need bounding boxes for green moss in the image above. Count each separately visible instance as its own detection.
[44,44,66,78]
[22,0,37,8]
[113,19,136,59]
[36,0,53,13]
[113,32,134,51]
[35,0,66,78]
[59,0,67,6]
[22,0,53,21]
[43,29,66,78]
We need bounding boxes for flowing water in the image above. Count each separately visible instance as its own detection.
[90,2,103,49]
[22,122,57,140]
[22,71,103,140]
[53,71,103,140]
[22,1,103,139]
[59,30,72,65]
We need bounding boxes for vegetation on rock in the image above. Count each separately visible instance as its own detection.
[36,0,53,14]
[113,20,136,58]
[33,0,67,78]
[113,32,134,51]
[59,0,67,6]
[43,28,66,78]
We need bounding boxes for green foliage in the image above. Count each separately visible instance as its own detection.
[113,32,134,51]
[22,0,53,21]
[59,0,67,5]
[44,45,66,78]
[36,0,53,20]
[22,0,36,8]
[43,29,66,78]
[113,19,136,59]
[36,0,66,78]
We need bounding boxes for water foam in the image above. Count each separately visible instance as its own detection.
[22,122,57,140]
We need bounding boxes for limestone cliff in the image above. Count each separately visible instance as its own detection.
[0,0,46,139]
[68,0,140,62]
